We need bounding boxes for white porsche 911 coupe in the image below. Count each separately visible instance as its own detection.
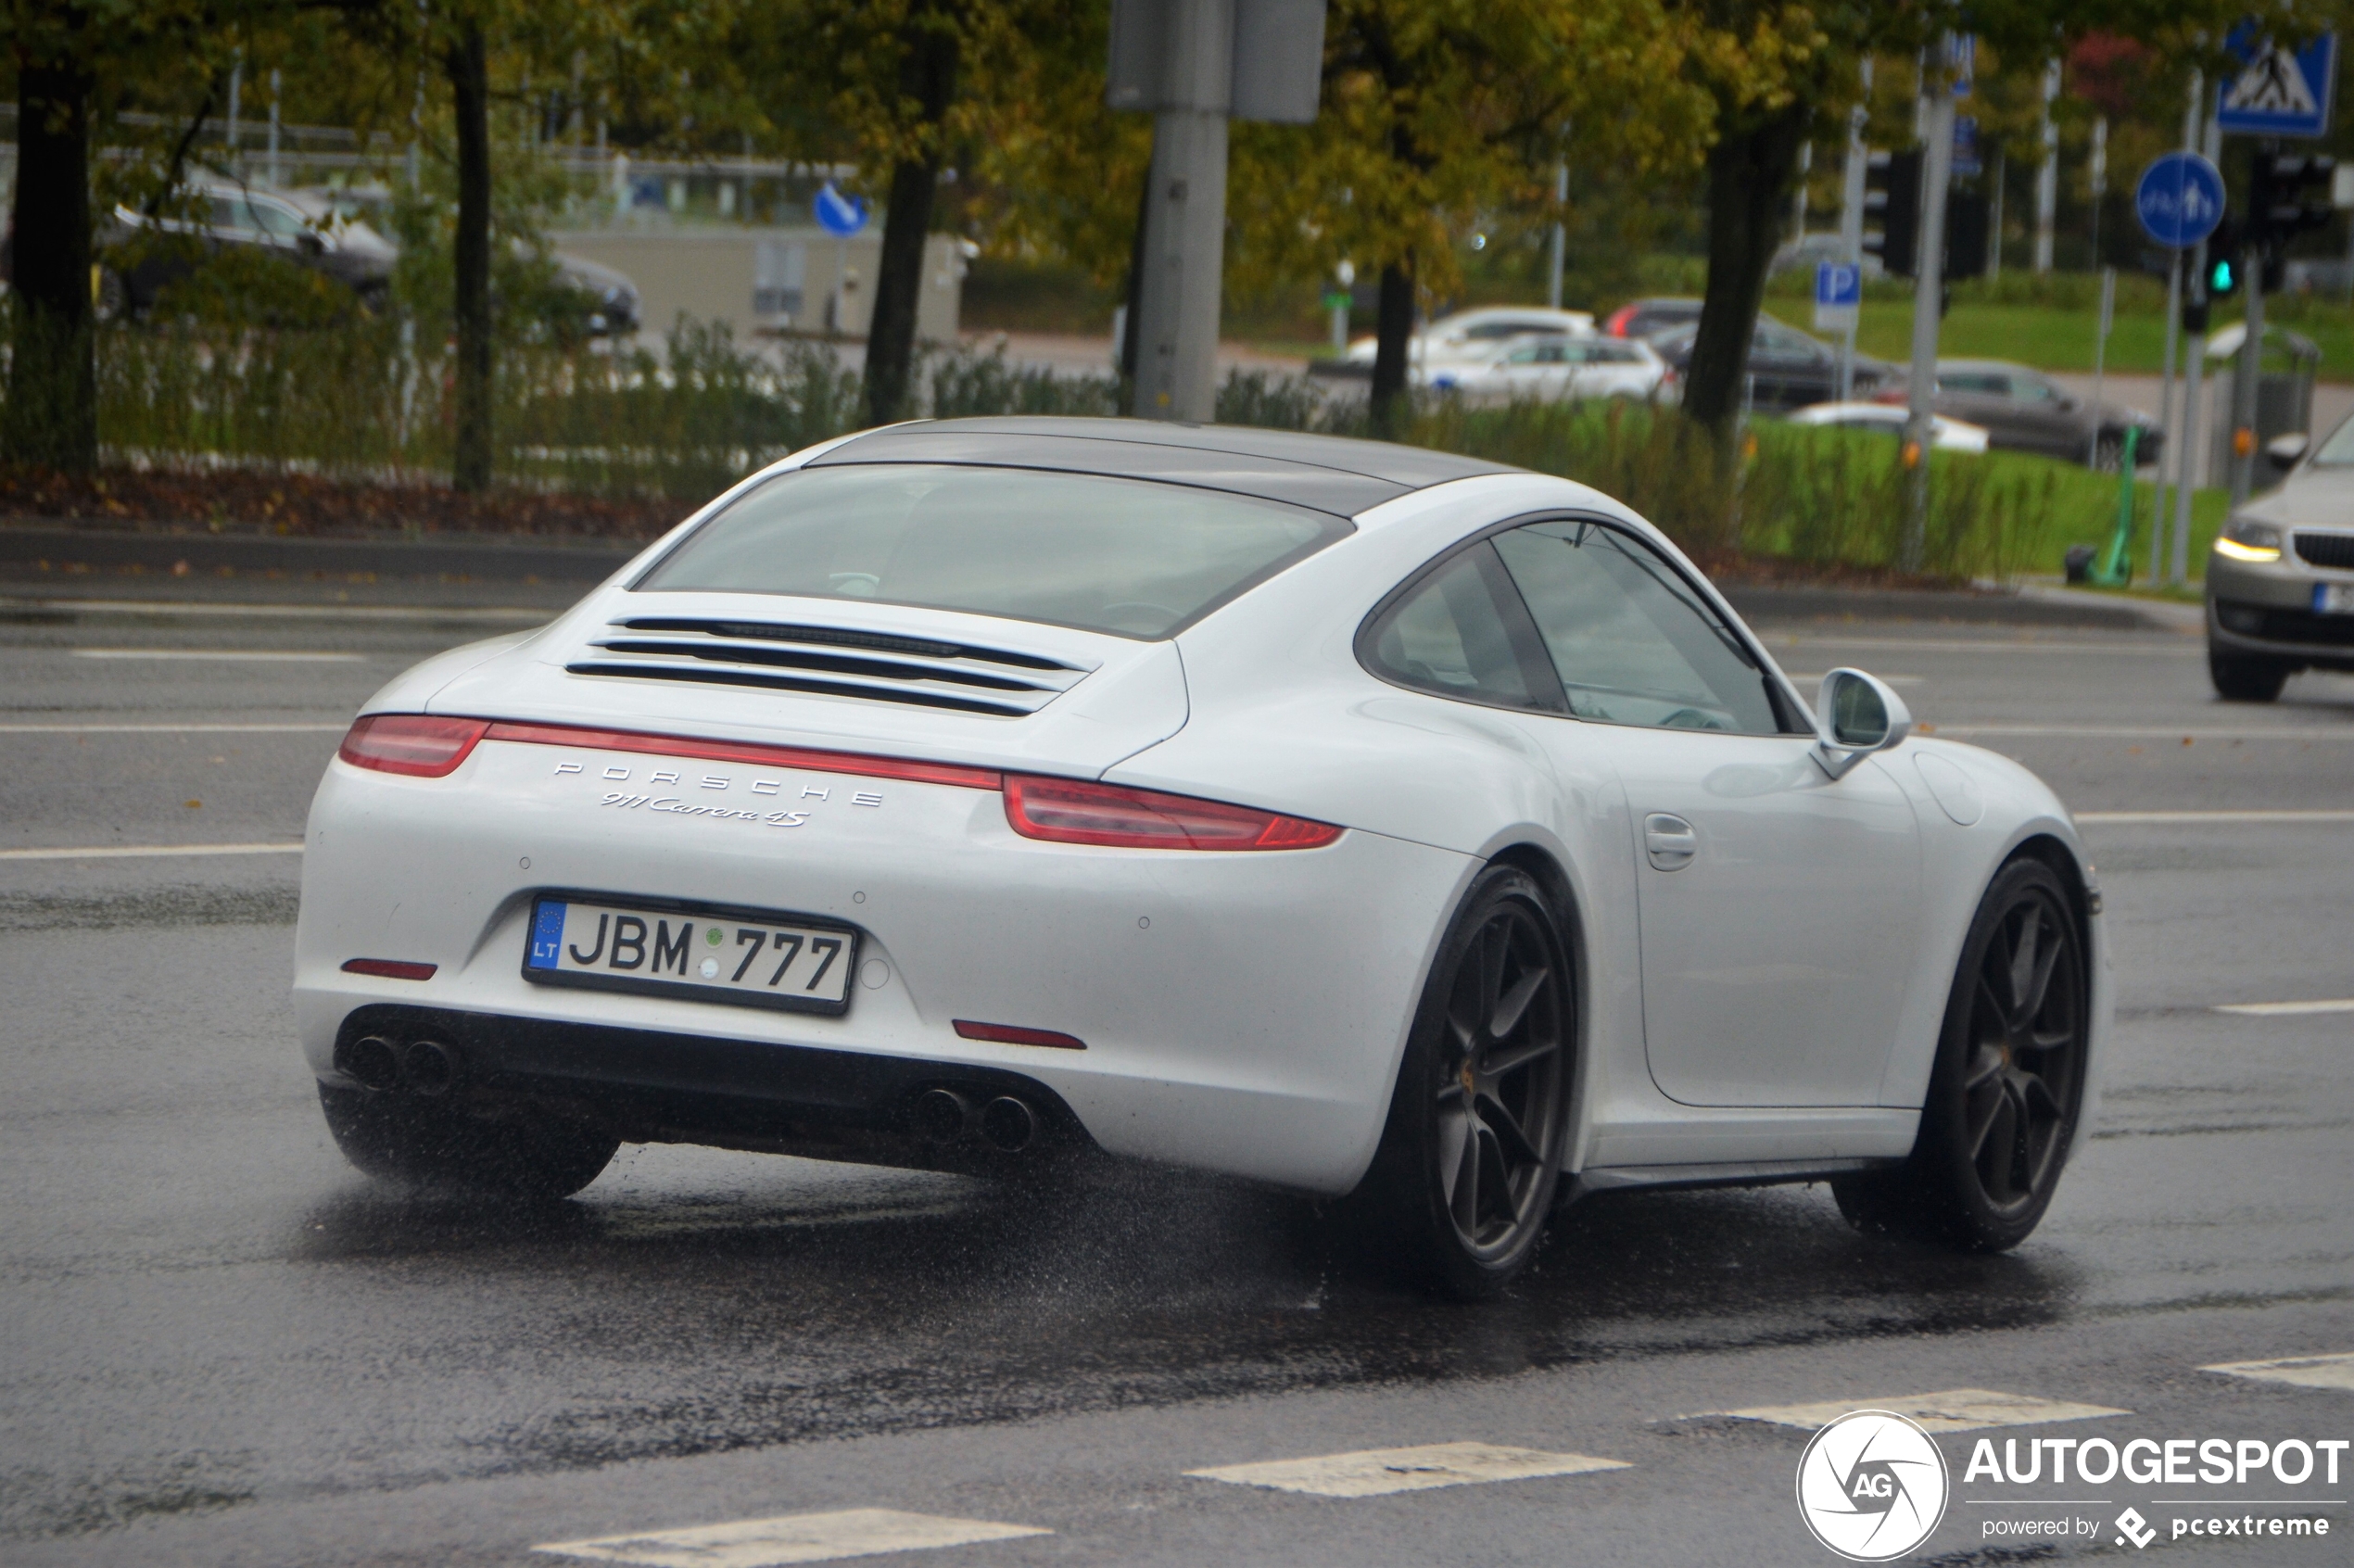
[297,418,2107,1297]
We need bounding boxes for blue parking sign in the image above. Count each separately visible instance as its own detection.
[1814,261,1860,334]
[2218,29,2336,138]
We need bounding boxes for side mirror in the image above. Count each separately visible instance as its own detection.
[1813,668,1912,780]
[2267,433,2310,473]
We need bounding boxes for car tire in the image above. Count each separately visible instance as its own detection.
[318,1083,618,1199]
[1833,857,2089,1252]
[2092,432,2125,473]
[2209,650,2291,702]
[1353,865,1575,1299]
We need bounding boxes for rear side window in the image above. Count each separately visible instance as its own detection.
[1360,545,1556,713]
[1491,521,1783,735]
[638,464,1349,639]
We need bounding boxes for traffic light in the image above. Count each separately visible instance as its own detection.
[2182,249,2210,334]
[1864,148,1922,278]
[2247,152,2337,291]
[2205,215,2243,303]
[1944,188,1991,281]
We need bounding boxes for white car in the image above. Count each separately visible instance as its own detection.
[1425,334,1674,403]
[1343,306,1598,368]
[298,419,2107,1297]
[1788,401,1992,452]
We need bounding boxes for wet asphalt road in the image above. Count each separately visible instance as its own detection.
[2,595,2350,1567]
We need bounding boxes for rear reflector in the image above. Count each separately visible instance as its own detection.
[479,721,1003,791]
[341,958,437,980]
[338,715,490,778]
[1003,775,1342,852]
[954,1019,1087,1050]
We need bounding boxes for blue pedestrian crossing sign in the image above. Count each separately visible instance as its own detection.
[814,183,869,237]
[2134,153,2226,250]
[1814,261,1861,334]
[2218,29,2336,138]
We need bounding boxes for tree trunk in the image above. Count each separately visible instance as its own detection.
[1369,257,1415,438]
[6,44,97,472]
[862,19,958,427]
[447,23,494,493]
[1682,102,1812,442]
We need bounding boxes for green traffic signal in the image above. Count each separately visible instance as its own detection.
[2208,254,2237,297]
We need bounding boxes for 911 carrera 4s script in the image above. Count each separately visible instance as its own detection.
[524,896,858,1014]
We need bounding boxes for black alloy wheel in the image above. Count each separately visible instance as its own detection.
[1836,857,2089,1251]
[1358,865,1574,1298]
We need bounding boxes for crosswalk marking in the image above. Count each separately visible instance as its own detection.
[2204,1353,2354,1392]
[533,1509,1050,1567]
[1184,1440,1629,1498]
[1712,1389,2130,1433]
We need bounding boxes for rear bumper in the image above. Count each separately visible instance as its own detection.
[296,737,1475,1194]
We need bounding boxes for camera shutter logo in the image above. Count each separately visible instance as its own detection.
[1795,1410,1951,1561]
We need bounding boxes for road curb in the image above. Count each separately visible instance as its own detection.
[1720,583,2200,632]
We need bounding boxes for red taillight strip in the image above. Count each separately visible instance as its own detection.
[342,958,437,980]
[954,1019,1087,1050]
[477,720,1004,791]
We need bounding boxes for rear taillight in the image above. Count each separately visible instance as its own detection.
[1004,775,1341,851]
[1603,305,1634,337]
[337,714,490,778]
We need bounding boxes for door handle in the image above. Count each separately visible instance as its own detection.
[1643,813,1697,872]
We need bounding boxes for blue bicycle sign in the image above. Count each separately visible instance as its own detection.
[2134,152,2225,249]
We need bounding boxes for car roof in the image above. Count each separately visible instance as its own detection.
[808,417,1520,517]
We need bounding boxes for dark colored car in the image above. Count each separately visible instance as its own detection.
[1876,360,2160,470]
[99,183,398,316]
[1648,315,1893,411]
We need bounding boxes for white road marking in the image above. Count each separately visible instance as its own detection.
[2214,999,2354,1018]
[0,842,303,861]
[1712,1389,2130,1433]
[0,722,346,734]
[1784,673,1925,685]
[1184,1440,1630,1498]
[2075,810,2354,825]
[70,649,368,662]
[532,1509,1050,1567]
[4,596,550,623]
[1934,725,2354,740]
[2202,1353,2354,1392]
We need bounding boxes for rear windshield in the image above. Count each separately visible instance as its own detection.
[636,463,1350,639]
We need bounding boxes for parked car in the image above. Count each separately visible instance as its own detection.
[1338,306,1597,370]
[1424,333,1674,403]
[1788,401,1989,452]
[1600,297,1703,341]
[301,417,2105,1296]
[294,185,642,337]
[1875,360,2159,470]
[1648,316,1893,410]
[98,181,398,316]
[1770,233,1885,279]
[2204,411,2354,702]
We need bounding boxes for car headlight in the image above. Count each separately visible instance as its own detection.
[2213,518,2284,563]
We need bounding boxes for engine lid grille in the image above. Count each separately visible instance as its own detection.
[566,616,1096,717]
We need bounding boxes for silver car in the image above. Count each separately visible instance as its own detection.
[2206,416,2354,701]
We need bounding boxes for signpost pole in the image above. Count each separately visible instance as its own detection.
[1838,62,1869,403]
[2154,254,2180,586]
[1902,47,1958,573]
[2088,266,2116,467]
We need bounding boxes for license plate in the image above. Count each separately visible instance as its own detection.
[2316,583,2354,615]
[524,895,857,1015]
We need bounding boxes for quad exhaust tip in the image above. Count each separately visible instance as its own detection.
[344,1034,400,1092]
[912,1087,1038,1153]
[399,1038,459,1096]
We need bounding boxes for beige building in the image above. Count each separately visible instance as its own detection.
[548,226,968,347]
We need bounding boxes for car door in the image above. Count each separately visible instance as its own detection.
[2005,371,2088,461]
[1931,370,2016,445]
[1489,518,1923,1107]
